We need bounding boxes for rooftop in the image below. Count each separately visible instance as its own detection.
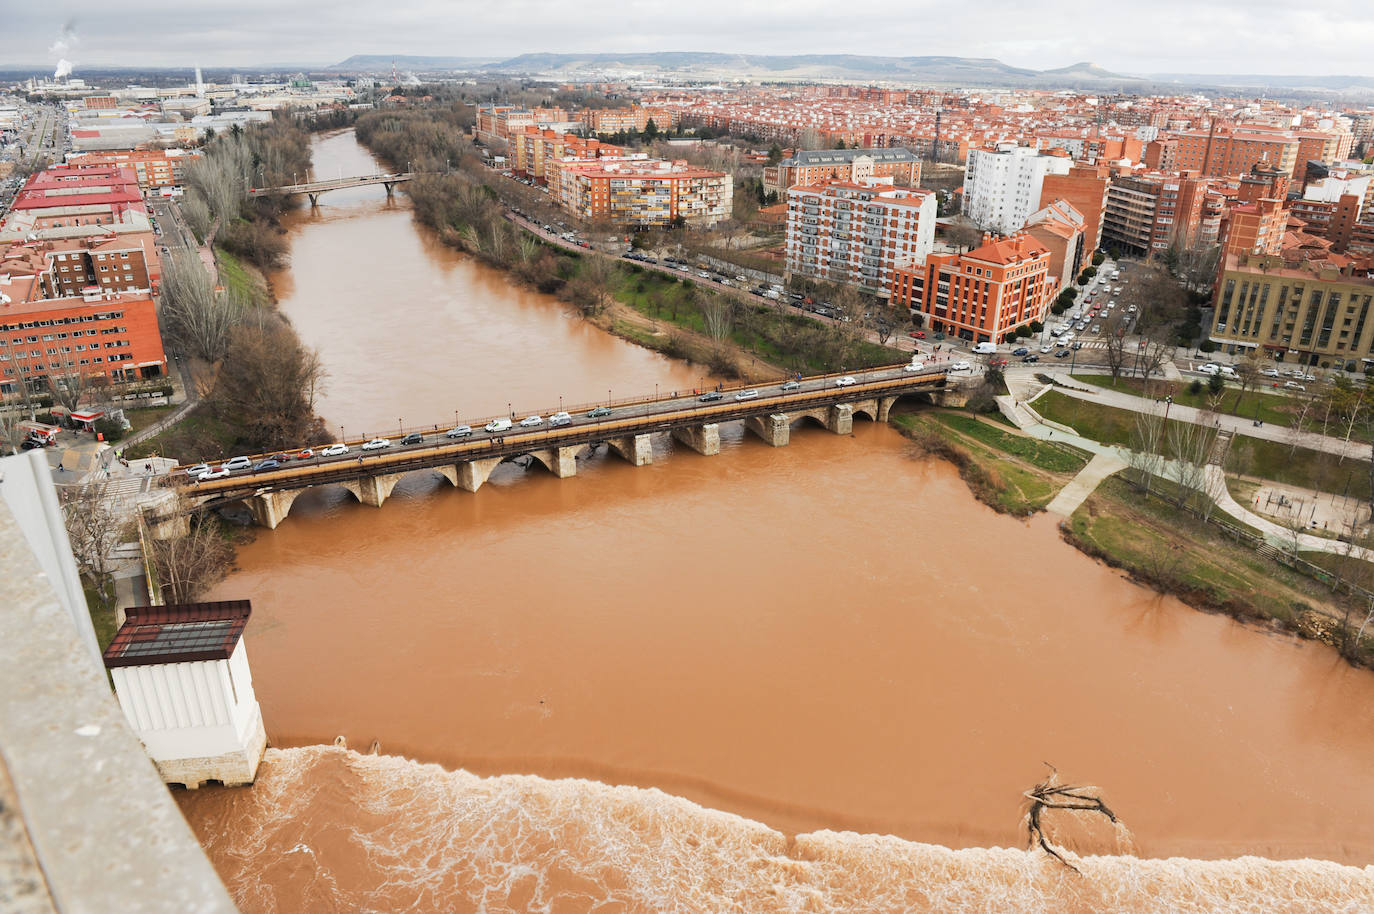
[783,147,919,167]
[102,602,252,668]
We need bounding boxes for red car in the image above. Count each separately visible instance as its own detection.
[294,448,315,460]
[908,330,926,339]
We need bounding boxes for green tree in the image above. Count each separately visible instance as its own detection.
[643,118,659,142]
[767,143,783,165]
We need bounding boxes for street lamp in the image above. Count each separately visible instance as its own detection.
[339,425,345,444]
[1163,395,1173,425]
[398,417,403,435]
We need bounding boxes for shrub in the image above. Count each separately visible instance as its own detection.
[1198,339,1218,353]
[1188,379,1203,395]
[94,417,125,442]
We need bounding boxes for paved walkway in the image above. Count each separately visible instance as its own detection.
[1007,366,1368,460]
[1046,451,1127,516]
[997,385,1374,560]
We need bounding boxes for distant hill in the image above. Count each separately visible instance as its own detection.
[1146,72,1374,92]
[330,54,503,71]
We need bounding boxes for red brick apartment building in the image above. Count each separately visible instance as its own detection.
[890,233,1051,344]
[0,277,167,396]
[552,159,732,227]
[763,147,921,197]
[66,149,199,191]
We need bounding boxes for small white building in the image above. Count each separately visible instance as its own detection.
[102,601,266,789]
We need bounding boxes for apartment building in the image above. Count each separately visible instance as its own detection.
[1174,127,1299,179]
[551,159,732,227]
[1039,164,1110,253]
[763,147,921,198]
[783,179,936,294]
[475,105,569,144]
[1210,253,1374,369]
[889,233,1051,344]
[65,148,199,191]
[963,144,1071,235]
[1218,165,1291,259]
[510,129,621,185]
[581,106,679,134]
[0,273,167,395]
[1101,171,1224,256]
[1023,200,1087,293]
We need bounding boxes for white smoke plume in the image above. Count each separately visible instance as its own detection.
[50,20,78,79]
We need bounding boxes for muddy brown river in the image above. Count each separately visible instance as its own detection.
[177,130,1374,912]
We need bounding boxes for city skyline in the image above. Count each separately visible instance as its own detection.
[6,1,1374,77]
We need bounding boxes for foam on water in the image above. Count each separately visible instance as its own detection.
[178,747,1374,914]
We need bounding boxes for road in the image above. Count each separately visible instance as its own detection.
[173,361,953,479]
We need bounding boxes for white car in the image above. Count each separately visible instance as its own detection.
[185,463,210,477]
[949,360,972,371]
[1040,344,1053,354]
[1260,368,1280,378]
[549,411,572,427]
[734,388,759,400]
[1199,363,1221,375]
[518,415,544,428]
[361,437,391,451]
[445,425,473,438]
[320,443,349,457]
[485,418,512,433]
[903,362,925,372]
[195,466,230,481]
[223,455,252,471]
[1284,381,1306,391]
[835,376,857,387]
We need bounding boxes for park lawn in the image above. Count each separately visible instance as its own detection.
[214,245,270,308]
[122,404,178,436]
[121,408,238,462]
[931,412,1090,474]
[1071,373,1372,443]
[892,412,1065,514]
[1034,389,1373,498]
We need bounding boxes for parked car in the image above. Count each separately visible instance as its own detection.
[780,380,802,391]
[735,388,760,400]
[1012,347,1029,356]
[400,433,424,445]
[586,406,613,418]
[1055,349,1072,358]
[698,391,723,402]
[1260,368,1280,378]
[908,330,926,339]
[223,455,252,471]
[362,437,392,451]
[1040,344,1053,354]
[1284,381,1306,391]
[835,376,857,387]
[445,425,473,438]
[195,466,230,481]
[518,415,544,428]
[321,443,350,457]
[254,459,281,471]
[484,418,512,433]
[549,411,572,427]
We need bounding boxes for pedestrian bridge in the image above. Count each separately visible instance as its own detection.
[247,172,419,206]
[151,365,964,532]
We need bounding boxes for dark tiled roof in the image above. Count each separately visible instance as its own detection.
[785,147,919,167]
[103,601,251,668]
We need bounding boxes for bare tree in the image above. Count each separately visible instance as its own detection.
[1126,401,1167,499]
[159,251,244,363]
[1023,764,1125,872]
[1102,314,1130,382]
[48,369,91,415]
[700,293,735,342]
[944,216,983,252]
[61,482,130,608]
[213,315,328,452]
[149,511,234,604]
[1285,392,1317,458]
[1167,410,1220,510]
[1229,350,1264,415]
[0,335,38,421]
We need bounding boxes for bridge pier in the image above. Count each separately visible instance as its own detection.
[671,423,720,456]
[383,182,397,197]
[247,489,303,530]
[457,457,503,493]
[607,434,654,466]
[528,446,579,479]
[744,413,790,447]
[433,465,460,488]
[307,193,321,207]
[341,472,405,508]
[828,404,854,435]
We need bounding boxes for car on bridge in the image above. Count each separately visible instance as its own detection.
[549,411,573,427]
[223,456,252,471]
[401,433,424,445]
[362,438,392,451]
[185,463,210,478]
[697,391,723,402]
[735,389,759,400]
[320,443,349,457]
[294,448,315,460]
[195,467,230,481]
[518,415,544,428]
[445,425,473,438]
[835,376,857,387]
[780,380,801,391]
[485,418,512,433]
[586,406,613,418]
[254,459,281,472]
[903,362,925,372]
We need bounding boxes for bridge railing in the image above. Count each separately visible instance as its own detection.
[170,365,947,474]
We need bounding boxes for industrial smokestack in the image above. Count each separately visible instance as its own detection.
[195,67,204,97]
[54,59,73,79]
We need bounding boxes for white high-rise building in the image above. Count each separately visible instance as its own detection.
[963,144,1072,235]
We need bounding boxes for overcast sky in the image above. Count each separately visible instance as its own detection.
[6,1,1374,76]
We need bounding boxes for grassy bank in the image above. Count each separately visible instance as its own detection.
[890,411,1076,515]
[1034,389,1372,497]
[1063,476,1373,667]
